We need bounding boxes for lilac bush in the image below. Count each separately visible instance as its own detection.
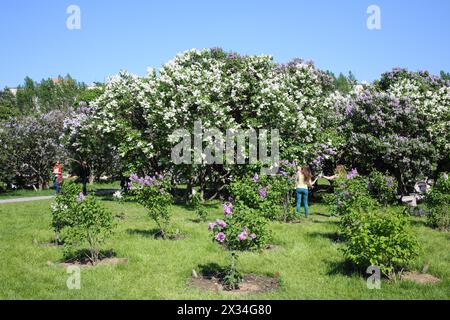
[0,111,67,189]
[208,203,270,251]
[337,85,442,193]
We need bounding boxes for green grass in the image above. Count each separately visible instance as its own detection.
[0,181,121,199]
[0,197,449,300]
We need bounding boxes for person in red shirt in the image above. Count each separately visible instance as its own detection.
[52,161,63,194]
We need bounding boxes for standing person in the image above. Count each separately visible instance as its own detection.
[295,165,318,218]
[52,161,63,194]
[80,161,90,195]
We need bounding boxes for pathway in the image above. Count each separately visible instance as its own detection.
[0,189,120,205]
[0,196,55,204]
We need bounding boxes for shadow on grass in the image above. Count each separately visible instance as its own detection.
[126,228,164,239]
[410,219,427,228]
[63,249,116,263]
[197,262,226,278]
[308,231,343,243]
[326,260,361,277]
[127,228,187,240]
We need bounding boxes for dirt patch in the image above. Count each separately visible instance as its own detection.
[191,273,279,295]
[401,272,441,284]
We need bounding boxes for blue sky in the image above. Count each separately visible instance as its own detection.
[1,0,450,87]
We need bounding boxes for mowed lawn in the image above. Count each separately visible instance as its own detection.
[0,198,449,300]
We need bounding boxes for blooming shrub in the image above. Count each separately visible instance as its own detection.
[228,160,296,221]
[89,49,338,196]
[325,170,377,217]
[51,181,116,263]
[337,81,446,193]
[368,170,399,205]
[208,201,271,290]
[341,209,419,277]
[209,203,270,251]
[1,111,67,189]
[425,173,450,231]
[128,173,174,238]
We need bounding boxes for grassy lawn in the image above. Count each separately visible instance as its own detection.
[0,196,449,300]
[0,182,121,199]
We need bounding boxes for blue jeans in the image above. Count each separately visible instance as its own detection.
[53,178,60,194]
[296,188,309,217]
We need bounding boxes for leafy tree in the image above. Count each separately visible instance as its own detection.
[0,88,19,120]
[440,70,450,81]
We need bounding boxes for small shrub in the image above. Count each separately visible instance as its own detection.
[51,181,116,263]
[222,252,243,290]
[425,173,450,231]
[190,191,207,222]
[208,202,271,290]
[209,203,271,251]
[228,160,296,221]
[51,181,80,242]
[341,209,419,277]
[368,170,399,205]
[325,170,377,217]
[128,174,174,238]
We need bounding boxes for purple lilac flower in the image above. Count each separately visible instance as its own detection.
[386,177,394,188]
[252,173,259,183]
[216,219,227,229]
[258,187,267,200]
[129,174,139,183]
[208,222,216,231]
[77,192,86,203]
[250,233,257,240]
[346,168,359,180]
[237,231,248,241]
[215,232,226,243]
[223,203,233,216]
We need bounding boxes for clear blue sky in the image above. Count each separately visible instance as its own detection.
[1,0,450,87]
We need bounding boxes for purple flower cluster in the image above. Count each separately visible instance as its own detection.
[237,227,256,242]
[129,173,164,187]
[258,187,267,200]
[311,144,337,168]
[226,53,238,60]
[346,168,359,180]
[215,232,226,243]
[223,203,233,216]
[76,192,86,203]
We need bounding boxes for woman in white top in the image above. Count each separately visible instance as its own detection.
[295,166,318,218]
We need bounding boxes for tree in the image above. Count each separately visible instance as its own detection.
[1,111,67,189]
[91,49,337,199]
[0,88,19,120]
[63,103,121,182]
[338,83,444,193]
[440,70,450,81]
